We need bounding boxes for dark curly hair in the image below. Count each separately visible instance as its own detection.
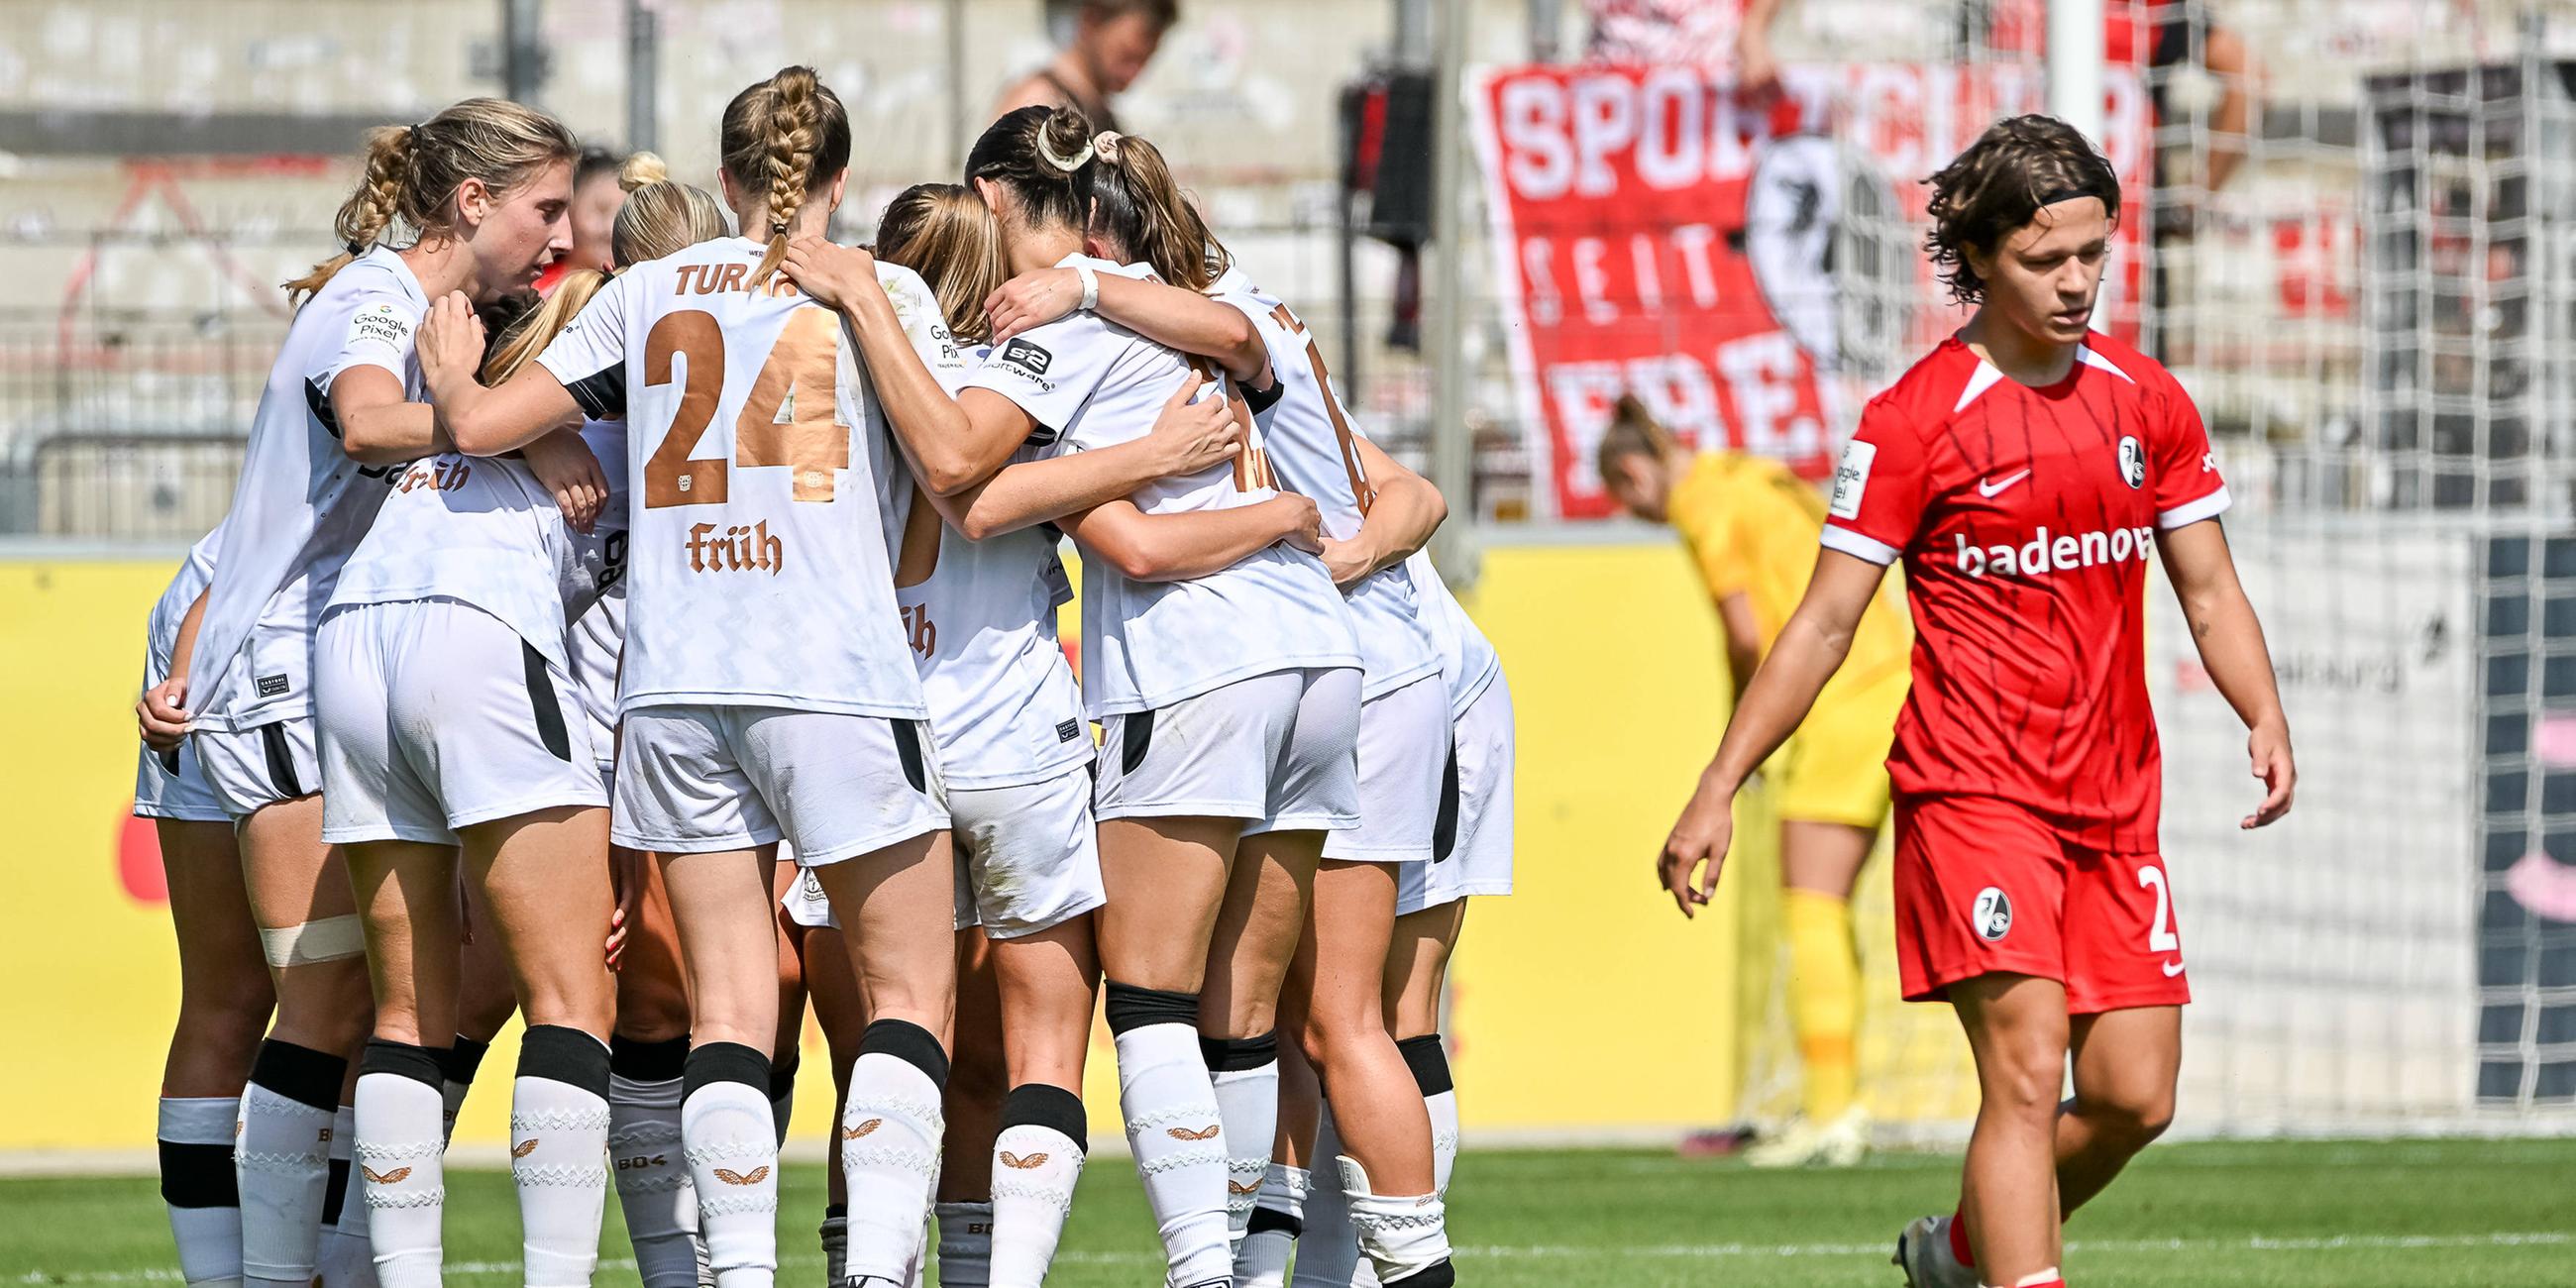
[1923,115,2120,307]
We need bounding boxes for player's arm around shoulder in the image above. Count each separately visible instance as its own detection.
[2156,518,2295,829]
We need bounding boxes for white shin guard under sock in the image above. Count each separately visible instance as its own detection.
[1394,1035,1460,1198]
[932,1201,994,1287]
[510,1027,612,1287]
[1204,1033,1281,1247]
[1339,1155,1451,1287]
[608,1062,702,1288]
[321,1106,378,1287]
[237,1041,346,1287]
[159,1095,246,1288]
[987,1084,1088,1288]
[681,1044,779,1288]
[1111,1003,1233,1287]
[1291,1107,1376,1288]
[1233,1161,1310,1288]
[839,1021,949,1284]
[354,1042,449,1288]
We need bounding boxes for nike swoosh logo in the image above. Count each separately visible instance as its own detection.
[1978,470,2032,498]
[2161,959,2187,978]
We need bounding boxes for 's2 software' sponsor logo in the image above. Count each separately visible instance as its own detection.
[1955,524,2155,579]
[998,338,1055,392]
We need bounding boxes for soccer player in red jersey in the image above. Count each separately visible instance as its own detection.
[1654,115,2295,1288]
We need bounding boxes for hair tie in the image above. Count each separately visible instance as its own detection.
[345,239,366,256]
[1036,127,1092,174]
[2033,185,2095,208]
[1092,131,1124,161]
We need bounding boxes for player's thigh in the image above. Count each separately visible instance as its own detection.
[612,847,692,1042]
[2067,1005,2181,1127]
[232,770,349,926]
[812,827,959,1039]
[1948,972,2073,1111]
[1095,814,1241,991]
[344,838,464,1046]
[951,929,1007,1085]
[161,818,271,1009]
[657,845,785,1053]
[1203,826,1324,1035]
[1778,819,1877,897]
[800,925,868,1064]
[461,804,614,1034]
[1382,900,1466,1040]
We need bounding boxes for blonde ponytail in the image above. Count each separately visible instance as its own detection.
[719,67,852,288]
[872,184,1007,343]
[483,269,610,385]
[285,124,417,303]
[285,98,578,305]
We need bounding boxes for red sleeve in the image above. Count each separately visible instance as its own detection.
[2149,372,2229,530]
[1819,393,1927,566]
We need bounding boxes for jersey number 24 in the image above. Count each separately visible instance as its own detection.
[642,308,847,508]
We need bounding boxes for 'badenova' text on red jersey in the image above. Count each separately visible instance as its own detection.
[1819,334,2228,850]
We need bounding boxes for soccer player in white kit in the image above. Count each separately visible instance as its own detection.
[935,105,1366,1288]
[780,181,1276,1288]
[421,68,961,1288]
[982,133,1460,1287]
[137,99,580,1288]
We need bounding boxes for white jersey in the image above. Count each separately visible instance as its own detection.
[894,344,1089,790]
[537,239,954,718]
[1212,269,1440,699]
[561,417,631,745]
[146,533,222,687]
[957,255,1358,717]
[1405,550,1502,718]
[186,247,424,731]
[326,452,578,672]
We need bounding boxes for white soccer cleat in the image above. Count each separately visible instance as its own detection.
[1745,1108,1871,1168]
[1892,1213,1977,1288]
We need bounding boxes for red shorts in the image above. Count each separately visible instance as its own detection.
[1892,794,2192,1015]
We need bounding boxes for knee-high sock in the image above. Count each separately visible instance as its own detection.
[512,1026,612,1286]
[1234,1161,1309,1288]
[1394,1036,1458,1196]
[1204,1031,1281,1246]
[354,1041,448,1288]
[435,1038,489,1145]
[840,1020,949,1285]
[933,1201,994,1288]
[1107,983,1232,1288]
[987,1083,1087,1288]
[767,1059,798,1149]
[159,1096,246,1288]
[1292,1106,1376,1288]
[681,1043,778,1288]
[1338,1155,1451,1288]
[318,1105,377,1287]
[817,1205,848,1287]
[237,1040,345,1287]
[1782,889,1862,1123]
[609,1037,702,1288]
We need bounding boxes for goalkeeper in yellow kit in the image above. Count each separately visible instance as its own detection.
[1601,395,1911,1167]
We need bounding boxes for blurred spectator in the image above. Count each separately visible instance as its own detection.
[993,0,1178,133]
[1583,0,1786,98]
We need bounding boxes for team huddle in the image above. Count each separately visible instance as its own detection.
[134,67,1507,1288]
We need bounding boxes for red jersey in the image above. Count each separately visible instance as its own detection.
[1819,333,2227,850]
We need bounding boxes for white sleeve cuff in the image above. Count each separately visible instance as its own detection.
[2156,485,2232,531]
[1820,524,1902,566]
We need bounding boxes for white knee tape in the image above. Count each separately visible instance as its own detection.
[260,914,368,967]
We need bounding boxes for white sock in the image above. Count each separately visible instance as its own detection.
[354,1043,449,1288]
[681,1044,779,1288]
[1108,985,1231,1288]
[237,1041,344,1287]
[933,1201,994,1287]
[987,1084,1087,1288]
[160,1095,246,1288]
[1205,1033,1281,1247]
[1291,1107,1375,1288]
[817,1208,848,1285]
[1395,1035,1460,1197]
[608,1049,703,1288]
[1234,1161,1309,1288]
[436,1037,489,1145]
[840,1021,949,1284]
[511,1027,612,1286]
[322,1105,378,1287]
[1338,1155,1450,1286]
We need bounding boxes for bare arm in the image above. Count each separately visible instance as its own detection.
[1715,590,1766,705]
[987,268,1270,385]
[906,376,1243,540]
[137,587,209,748]
[1318,436,1449,586]
[332,365,448,464]
[2157,518,2295,827]
[415,293,586,458]
[1058,494,1322,584]
[1656,549,1889,916]
[1735,0,1787,99]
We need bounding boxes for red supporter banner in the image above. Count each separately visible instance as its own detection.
[1472,62,2147,518]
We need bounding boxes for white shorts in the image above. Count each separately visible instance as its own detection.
[953,766,1107,939]
[614,705,948,866]
[1398,674,1516,915]
[194,715,322,820]
[1323,675,1449,864]
[314,598,606,846]
[135,739,229,823]
[1094,666,1361,834]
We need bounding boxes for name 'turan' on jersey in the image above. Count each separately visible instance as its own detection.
[1212,269,1439,699]
[1820,333,2228,850]
[957,255,1357,717]
[186,247,426,731]
[537,238,959,718]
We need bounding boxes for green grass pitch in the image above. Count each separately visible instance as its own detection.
[6,1138,2572,1285]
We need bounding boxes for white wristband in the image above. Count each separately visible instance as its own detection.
[1074,262,1101,312]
